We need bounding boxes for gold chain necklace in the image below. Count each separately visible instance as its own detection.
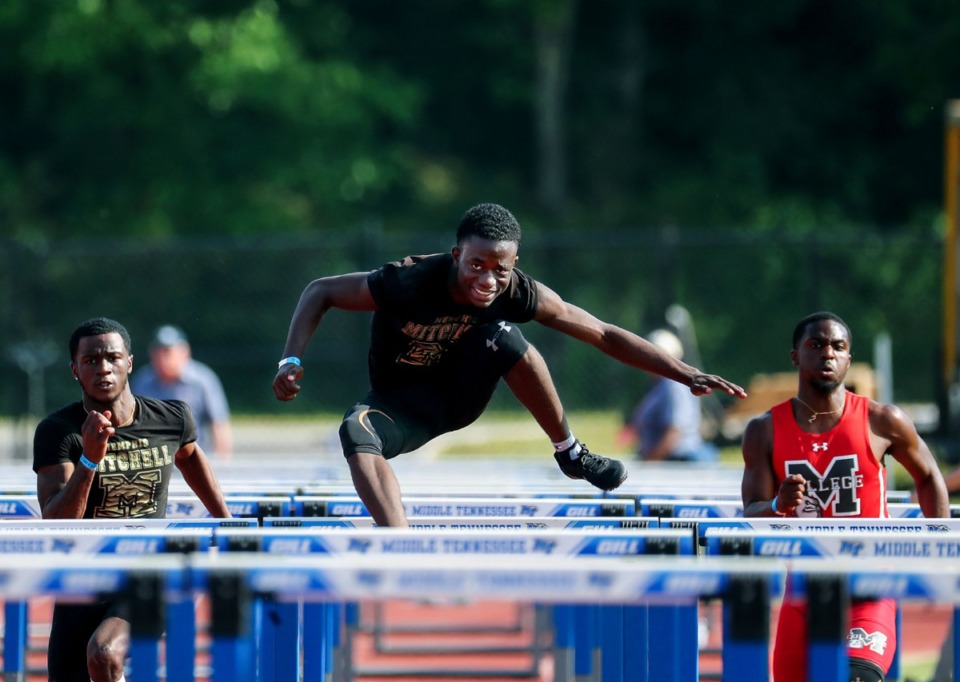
[794,395,845,424]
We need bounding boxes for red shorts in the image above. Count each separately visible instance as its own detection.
[772,597,896,682]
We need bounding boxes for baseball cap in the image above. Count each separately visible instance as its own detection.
[150,325,189,349]
[648,328,683,360]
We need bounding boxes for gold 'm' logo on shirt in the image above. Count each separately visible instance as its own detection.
[95,470,163,517]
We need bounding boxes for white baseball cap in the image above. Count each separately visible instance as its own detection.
[648,328,683,360]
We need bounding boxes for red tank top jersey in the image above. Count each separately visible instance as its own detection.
[771,392,896,681]
[770,392,887,519]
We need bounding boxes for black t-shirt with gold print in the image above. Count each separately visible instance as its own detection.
[366,253,539,391]
[33,396,196,518]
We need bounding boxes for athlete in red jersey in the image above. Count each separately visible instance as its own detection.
[740,311,949,682]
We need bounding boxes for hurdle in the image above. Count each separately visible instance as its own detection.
[214,525,695,681]
[262,515,659,529]
[5,529,960,680]
[705,527,960,561]
[888,502,960,518]
[0,493,295,521]
[0,495,42,518]
[640,496,960,521]
[0,517,258,530]
[7,551,960,682]
[0,525,222,682]
[0,456,935,682]
[702,522,960,681]
[213,526,693,555]
[0,519,248,681]
[0,492,636,521]
[1,552,784,682]
[664,515,960,546]
[654,513,960,679]
[166,495,292,521]
[645,497,960,555]
[290,495,637,518]
[0,521,688,681]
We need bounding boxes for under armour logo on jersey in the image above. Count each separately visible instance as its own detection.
[486,321,513,351]
[811,442,829,452]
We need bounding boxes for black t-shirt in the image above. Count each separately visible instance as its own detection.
[32,396,197,518]
[366,253,539,390]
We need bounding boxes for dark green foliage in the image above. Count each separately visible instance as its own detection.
[0,1,956,419]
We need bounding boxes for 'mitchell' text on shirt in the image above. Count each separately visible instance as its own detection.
[94,438,174,472]
[400,316,474,343]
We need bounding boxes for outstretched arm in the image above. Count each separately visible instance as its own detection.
[871,402,949,518]
[273,272,377,401]
[175,441,231,518]
[532,282,746,397]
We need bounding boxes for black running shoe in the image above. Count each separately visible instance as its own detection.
[554,443,628,491]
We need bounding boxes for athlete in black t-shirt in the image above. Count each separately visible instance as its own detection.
[33,317,231,682]
[273,203,746,527]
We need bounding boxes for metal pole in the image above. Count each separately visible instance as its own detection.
[941,101,960,420]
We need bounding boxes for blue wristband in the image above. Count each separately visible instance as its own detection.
[278,356,301,369]
[78,454,99,471]
[771,496,784,516]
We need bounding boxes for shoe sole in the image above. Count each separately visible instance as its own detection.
[598,471,628,492]
[558,469,628,492]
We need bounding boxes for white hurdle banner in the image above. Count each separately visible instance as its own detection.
[262,515,658,529]
[0,528,214,555]
[640,496,960,520]
[0,491,928,520]
[0,494,292,520]
[705,528,960,560]
[213,527,695,557]
[0,518,258,530]
[662,516,960,542]
[0,492,634,520]
[290,495,636,518]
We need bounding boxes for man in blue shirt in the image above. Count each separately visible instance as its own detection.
[620,329,718,463]
[131,325,233,460]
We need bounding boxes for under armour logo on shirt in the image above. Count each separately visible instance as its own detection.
[811,442,829,452]
[486,321,513,351]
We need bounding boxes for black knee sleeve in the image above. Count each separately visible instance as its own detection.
[848,658,884,682]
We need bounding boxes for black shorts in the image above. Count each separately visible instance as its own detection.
[340,321,529,459]
[48,599,127,682]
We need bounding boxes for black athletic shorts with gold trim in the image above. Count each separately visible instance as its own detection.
[340,321,529,459]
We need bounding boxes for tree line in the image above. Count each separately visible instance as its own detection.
[2,0,958,240]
